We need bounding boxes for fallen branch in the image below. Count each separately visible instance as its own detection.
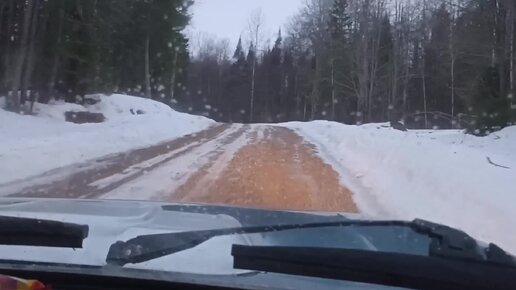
[486,157,511,169]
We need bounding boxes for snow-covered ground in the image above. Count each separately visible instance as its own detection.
[0,94,214,184]
[2,93,516,255]
[286,121,516,254]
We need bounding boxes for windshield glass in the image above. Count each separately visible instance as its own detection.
[0,0,515,287]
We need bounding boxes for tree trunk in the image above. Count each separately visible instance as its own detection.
[310,87,318,120]
[509,3,515,93]
[331,57,336,120]
[509,3,515,114]
[303,95,307,121]
[391,1,404,122]
[450,6,456,125]
[422,61,428,129]
[511,20,515,94]
[0,0,6,92]
[170,49,178,102]
[391,33,399,121]
[0,0,5,41]
[144,33,151,98]
[311,53,322,120]
[247,12,262,123]
[91,0,101,92]
[492,0,499,67]
[250,55,256,122]
[294,73,300,119]
[402,59,409,118]
[21,0,41,110]
[357,39,369,124]
[47,1,65,102]
[367,10,381,122]
[497,0,506,95]
[451,50,456,124]
[400,6,410,119]
[3,0,15,91]
[421,0,429,129]
[356,0,372,124]
[9,0,34,111]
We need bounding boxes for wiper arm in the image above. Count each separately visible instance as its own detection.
[106,219,414,266]
[232,245,516,290]
[412,219,516,266]
[105,218,516,268]
[0,215,89,248]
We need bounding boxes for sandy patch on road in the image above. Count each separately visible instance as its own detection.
[175,126,357,213]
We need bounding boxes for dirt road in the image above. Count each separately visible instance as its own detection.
[3,124,357,213]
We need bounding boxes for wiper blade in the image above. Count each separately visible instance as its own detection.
[0,215,89,248]
[412,219,516,267]
[105,218,516,268]
[106,219,414,266]
[232,245,516,290]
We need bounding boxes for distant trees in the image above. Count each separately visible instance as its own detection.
[1,0,515,134]
[182,0,515,133]
[0,0,192,112]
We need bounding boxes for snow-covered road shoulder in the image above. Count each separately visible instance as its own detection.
[0,94,214,185]
[285,121,516,254]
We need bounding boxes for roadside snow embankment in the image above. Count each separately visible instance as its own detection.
[0,94,214,184]
[287,121,516,254]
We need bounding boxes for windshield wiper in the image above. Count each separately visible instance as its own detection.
[105,218,515,267]
[0,215,89,248]
[106,219,413,266]
[232,245,516,290]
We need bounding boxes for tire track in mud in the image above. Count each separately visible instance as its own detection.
[100,124,249,201]
[3,124,230,198]
[172,125,253,201]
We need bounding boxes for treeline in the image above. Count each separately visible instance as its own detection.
[183,0,516,133]
[1,0,515,133]
[0,0,191,112]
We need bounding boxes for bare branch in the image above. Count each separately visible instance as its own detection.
[486,157,511,169]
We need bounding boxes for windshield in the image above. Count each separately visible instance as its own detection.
[0,0,515,288]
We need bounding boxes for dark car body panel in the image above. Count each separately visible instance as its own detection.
[0,198,433,289]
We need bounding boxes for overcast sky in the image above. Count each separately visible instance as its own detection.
[188,0,303,51]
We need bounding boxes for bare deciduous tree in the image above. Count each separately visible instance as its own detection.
[246,9,265,122]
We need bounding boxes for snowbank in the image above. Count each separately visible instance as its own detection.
[286,121,516,254]
[88,94,179,120]
[0,94,215,185]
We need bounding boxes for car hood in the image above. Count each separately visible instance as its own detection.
[0,198,429,287]
[0,198,272,275]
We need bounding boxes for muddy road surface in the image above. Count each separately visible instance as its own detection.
[3,124,357,213]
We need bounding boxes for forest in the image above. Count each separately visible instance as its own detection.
[0,0,191,110]
[1,0,515,134]
[186,0,516,133]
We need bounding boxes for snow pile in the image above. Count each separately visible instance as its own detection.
[0,94,215,185]
[87,94,177,120]
[287,121,516,254]
[30,94,196,122]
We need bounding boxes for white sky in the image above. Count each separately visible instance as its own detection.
[188,0,304,51]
